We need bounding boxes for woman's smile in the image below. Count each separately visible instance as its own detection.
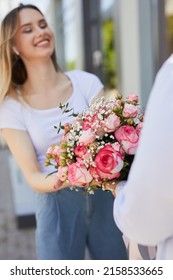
[34,39,50,48]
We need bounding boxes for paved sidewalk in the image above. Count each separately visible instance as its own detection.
[0,147,36,260]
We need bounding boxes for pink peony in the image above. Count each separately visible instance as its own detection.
[114,125,139,154]
[93,144,124,179]
[68,163,93,186]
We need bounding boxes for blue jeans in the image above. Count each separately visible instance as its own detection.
[35,188,128,260]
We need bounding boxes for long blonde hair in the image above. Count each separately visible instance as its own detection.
[0,3,58,104]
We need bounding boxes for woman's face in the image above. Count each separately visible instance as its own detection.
[13,8,55,62]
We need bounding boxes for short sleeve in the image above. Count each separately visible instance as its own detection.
[68,70,104,105]
[0,97,26,131]
[86,71,104,104]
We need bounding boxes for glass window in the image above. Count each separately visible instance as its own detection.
[62,0,78,70]
[100,0,118,92]
[165,0,173,57]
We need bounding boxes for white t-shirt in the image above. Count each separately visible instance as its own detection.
[0,70,103,174]
[113,54,173,259]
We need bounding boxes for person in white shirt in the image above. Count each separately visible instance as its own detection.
[113,54,173,260]
[0,3,127,260]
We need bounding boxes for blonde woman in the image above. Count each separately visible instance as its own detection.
[0,3,127,260]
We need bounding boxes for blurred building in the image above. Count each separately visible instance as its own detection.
[1,0,173,106]
[51,0,173,107]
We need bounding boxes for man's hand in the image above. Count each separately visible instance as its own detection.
[103,180,121,197]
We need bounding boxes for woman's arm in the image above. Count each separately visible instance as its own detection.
[1,128,66,193]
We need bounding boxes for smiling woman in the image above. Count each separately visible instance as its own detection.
[0,3,128,260]
[14,10,54,55]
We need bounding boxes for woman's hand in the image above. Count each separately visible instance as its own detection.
[54,178,72,191]
[54,177,123,196]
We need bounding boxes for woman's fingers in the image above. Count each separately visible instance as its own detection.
[54,178,72,191]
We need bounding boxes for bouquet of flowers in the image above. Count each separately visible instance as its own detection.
[45,93,144,194]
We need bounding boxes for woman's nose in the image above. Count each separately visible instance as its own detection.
[35,27,44,37]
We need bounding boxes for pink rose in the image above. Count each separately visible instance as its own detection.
[114,125,139,154]
[126,94,139,103]
[46,145,63,163]
[82,115,92,130]
[61,132,71,143]
[53,145,62,156]
[83,113,102,131]
[82,150,93,163]
[89,165,100,179]
[57,166,68,181]
[74,143,88,158]
[93,144,124,179]
[68,163,93,186]
[83,113,101,131]
[63,123,72,133]
[46,145,60,157]
[46,146,54,158]
[136,122,143,136]
[95,126,105,137]
[79,129,96,145]
[123,103,140,118]
[90,114,101,130]
[103,113,120,132]
[112,142,125,156]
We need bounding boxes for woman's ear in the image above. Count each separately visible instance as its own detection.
[12,46,19,56]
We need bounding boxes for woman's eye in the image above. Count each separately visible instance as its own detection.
[23,27,32,33]
[39,22,47,29]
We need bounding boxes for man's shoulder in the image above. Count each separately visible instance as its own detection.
[155,54,173,83]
